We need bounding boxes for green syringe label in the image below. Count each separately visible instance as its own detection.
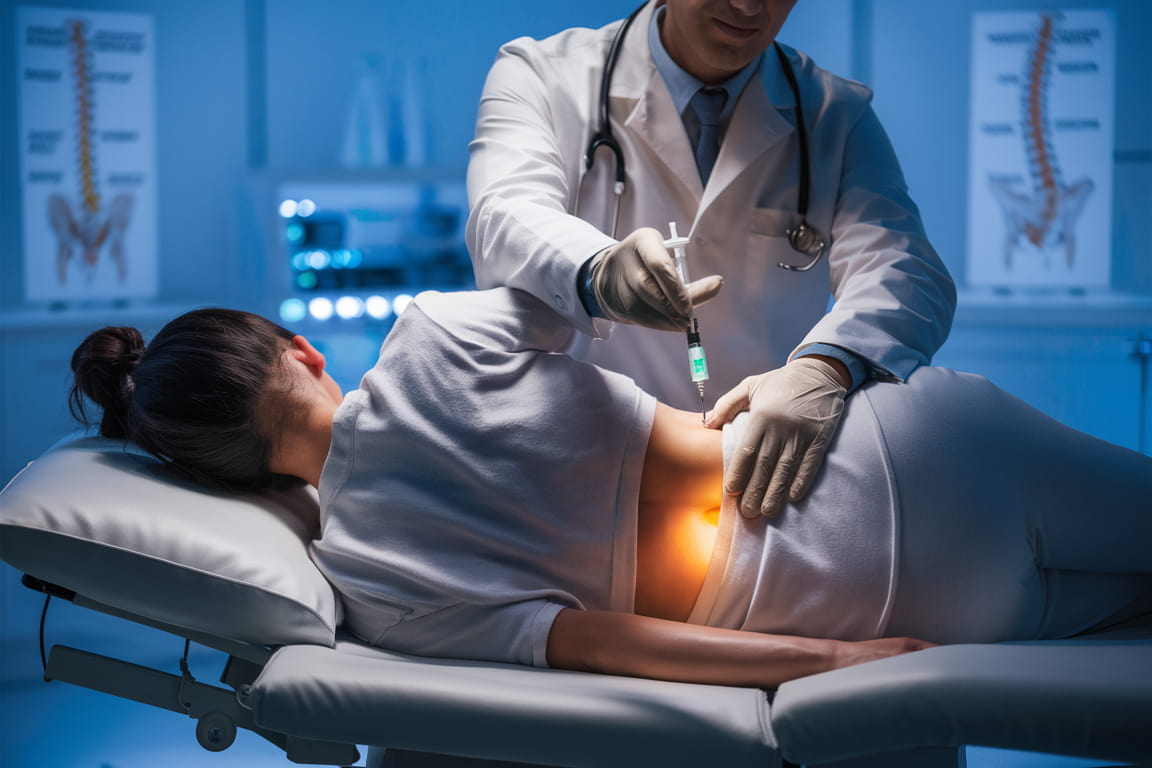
[688,347,709,382]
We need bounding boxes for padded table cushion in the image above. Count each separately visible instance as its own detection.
[773,639,1152,766]
[249,639,778,768]
[0,437,338,647]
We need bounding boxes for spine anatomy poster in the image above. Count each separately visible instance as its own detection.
[967,10,1115,290]
[17,7,157,302]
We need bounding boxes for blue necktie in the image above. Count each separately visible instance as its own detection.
[691,87,728,184]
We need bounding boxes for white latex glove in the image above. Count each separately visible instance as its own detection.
[706,358,847,518]
[590,227,723,331]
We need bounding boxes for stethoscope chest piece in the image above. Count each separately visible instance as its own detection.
[781,223,826,271]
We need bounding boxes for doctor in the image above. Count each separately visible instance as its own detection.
[466,0,956,517]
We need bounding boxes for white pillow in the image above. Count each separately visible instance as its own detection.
[0,437,338,647]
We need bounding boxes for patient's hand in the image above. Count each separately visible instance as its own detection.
[833,637,938,671]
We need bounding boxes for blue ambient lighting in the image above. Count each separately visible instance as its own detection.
[365,295,391,319]
[308,297,334,321]
[279,298,307,323]
[335,296,366,319]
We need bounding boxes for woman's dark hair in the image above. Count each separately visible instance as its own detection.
[69,308,298,492]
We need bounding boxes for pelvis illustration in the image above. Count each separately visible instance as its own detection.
[48,192,133,283]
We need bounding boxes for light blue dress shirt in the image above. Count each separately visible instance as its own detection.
[649,8,869,391]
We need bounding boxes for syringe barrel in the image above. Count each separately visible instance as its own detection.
[667,224,707,383]
[687,343,709,383]
[686,321,708,382]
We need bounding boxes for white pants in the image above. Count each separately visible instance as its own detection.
[869,368,1152,643]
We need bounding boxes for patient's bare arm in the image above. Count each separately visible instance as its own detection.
[546,609,932,689]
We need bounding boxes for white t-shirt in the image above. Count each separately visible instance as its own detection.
[312,287,899,668]
[311,288,656,666]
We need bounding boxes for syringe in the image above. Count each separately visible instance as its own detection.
[665,223,709,422]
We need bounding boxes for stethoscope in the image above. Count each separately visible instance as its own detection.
[580,4,826,272]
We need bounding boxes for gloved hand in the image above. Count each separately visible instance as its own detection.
[589,227,723,331]
[706,358,847,518]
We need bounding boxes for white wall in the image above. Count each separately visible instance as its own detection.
[258,0,857,172]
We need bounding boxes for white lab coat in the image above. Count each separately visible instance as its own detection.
[466,1,956,411]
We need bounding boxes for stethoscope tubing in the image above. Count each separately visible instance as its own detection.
[579,2,825,271]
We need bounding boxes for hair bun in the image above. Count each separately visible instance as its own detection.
[69,326,146,438]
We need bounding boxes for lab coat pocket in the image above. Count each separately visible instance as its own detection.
[744,207,824,316]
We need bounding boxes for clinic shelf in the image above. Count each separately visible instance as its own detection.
[0,303,198,332]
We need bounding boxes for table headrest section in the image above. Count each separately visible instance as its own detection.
[0,437,338,647]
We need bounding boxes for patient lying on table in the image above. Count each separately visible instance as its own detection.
[68,288,1152,689]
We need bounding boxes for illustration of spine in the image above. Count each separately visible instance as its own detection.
[72,20,99,233]
[47,18,134,284]
[988,13,1093,270]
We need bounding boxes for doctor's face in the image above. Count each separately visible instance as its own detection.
[660,0,799,84]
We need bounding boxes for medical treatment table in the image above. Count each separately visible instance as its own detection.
[2,437,1150,768]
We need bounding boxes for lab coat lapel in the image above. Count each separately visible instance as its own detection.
[624,73,703,198]
[698,48,796,217]
[608,2,703,199]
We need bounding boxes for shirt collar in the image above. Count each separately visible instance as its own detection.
[648,5,761,122]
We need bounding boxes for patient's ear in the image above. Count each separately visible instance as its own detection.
[290,335,326,374]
